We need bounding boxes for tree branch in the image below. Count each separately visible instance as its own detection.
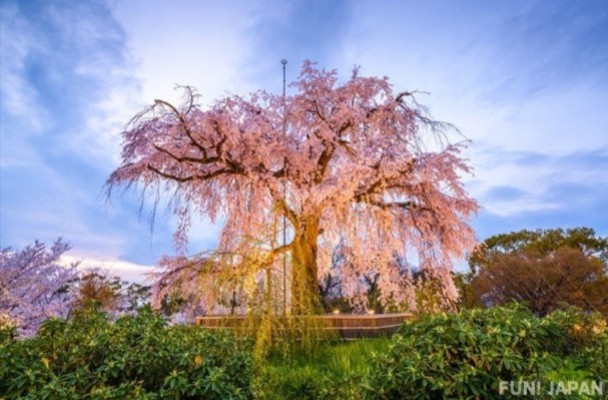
[154,99,209,160]
[275,198,298,226]
[314,121,352,183]
[153,145,204,163]
[147,165,200,182]
[146,164,243,183]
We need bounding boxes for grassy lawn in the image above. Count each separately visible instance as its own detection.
[253,338,391,399]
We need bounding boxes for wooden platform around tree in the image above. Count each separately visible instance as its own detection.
[195,313,412,340]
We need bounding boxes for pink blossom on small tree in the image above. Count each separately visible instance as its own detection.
[108,62,478,314]
[0,239,78,336]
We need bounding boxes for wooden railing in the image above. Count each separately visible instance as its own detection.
[196,313,412,339]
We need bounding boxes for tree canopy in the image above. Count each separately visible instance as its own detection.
[470,227,608,272]
[469,227,608,316]
[108,61,478,314]
[0,239,77,336]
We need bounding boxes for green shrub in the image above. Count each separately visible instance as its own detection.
[0,307,253,399]
[543,308,608,381]
[0,324,16,344]
[2,305,605,399]
[364,305,607,399]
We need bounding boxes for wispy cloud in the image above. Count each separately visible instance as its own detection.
[0,3,49,131]
[1,0,140,167]
[0,0,164,265]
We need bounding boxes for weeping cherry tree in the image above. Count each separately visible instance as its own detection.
[107,61,478,316]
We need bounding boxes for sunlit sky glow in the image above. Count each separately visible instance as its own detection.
[1,0,607,281]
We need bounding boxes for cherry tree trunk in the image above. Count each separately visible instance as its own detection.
[290,216,322,314]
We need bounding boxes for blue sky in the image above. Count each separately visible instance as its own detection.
[1,0,607,281]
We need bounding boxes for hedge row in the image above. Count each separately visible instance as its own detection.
[1,305,606,399]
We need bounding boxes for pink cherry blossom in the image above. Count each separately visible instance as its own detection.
[0,239,78,336]
[108,61,478,314]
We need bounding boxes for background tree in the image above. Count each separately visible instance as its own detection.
[108,61,477,315]
[470,227,608,273]
[469,227,608,316]
[452,271,477,310]
[73,270,122,313]
[0,239,78,336]
[123,281,152,312]
[73,270,152,315]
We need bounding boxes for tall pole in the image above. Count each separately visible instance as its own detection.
[281,59,287,315]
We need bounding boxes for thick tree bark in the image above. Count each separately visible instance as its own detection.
[290,216,322,314]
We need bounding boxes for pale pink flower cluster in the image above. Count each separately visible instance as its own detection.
[0,239,78,336]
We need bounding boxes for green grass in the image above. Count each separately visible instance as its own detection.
[252,338,391,400]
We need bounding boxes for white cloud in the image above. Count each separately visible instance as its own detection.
[467,146,608,217]
[61,254,160,284]
[0,1,143,169]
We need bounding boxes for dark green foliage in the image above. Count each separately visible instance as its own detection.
[0,307,253,399]
[1,306,605,399]
[364,306,607,399]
